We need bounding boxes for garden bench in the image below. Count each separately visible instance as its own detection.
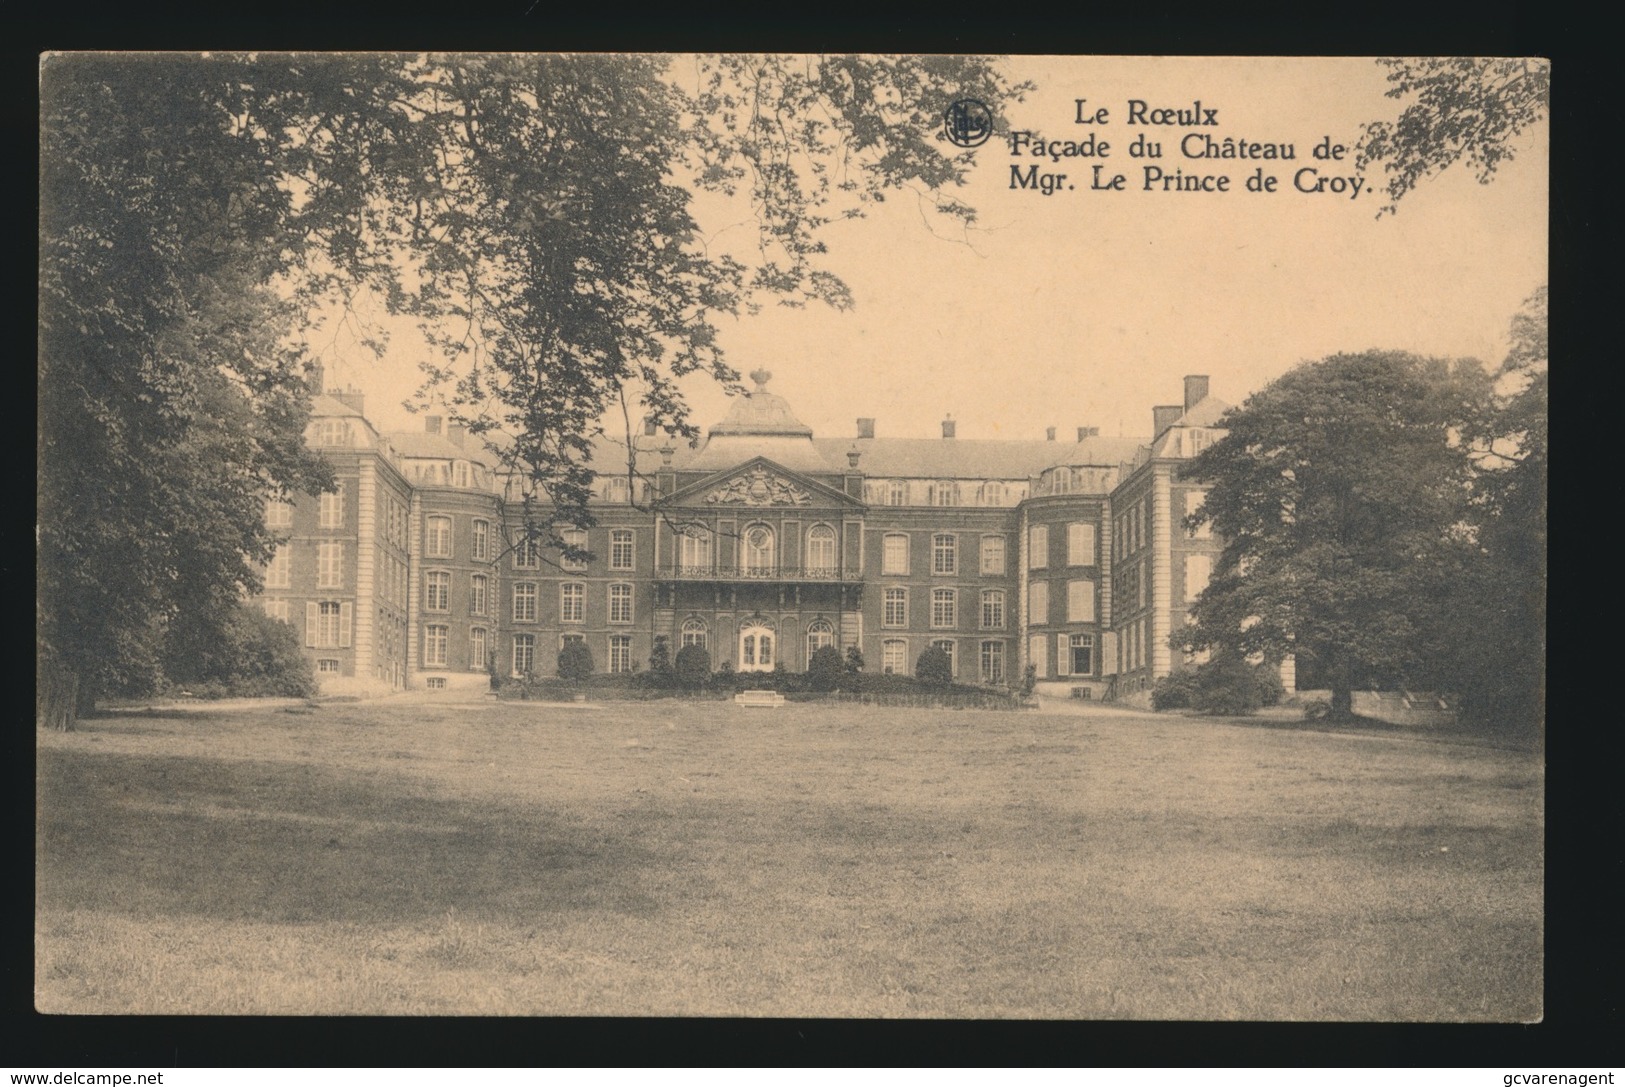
[734,689,787,708]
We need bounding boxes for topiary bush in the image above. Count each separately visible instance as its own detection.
[915,645,953,688]
[1151,669,1200,710]
[807,644,844,692]
[557,639,594,683]
[674,643,711,690]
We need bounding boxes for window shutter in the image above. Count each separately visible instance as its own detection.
[1056,633,1071,676]
[305,602,318,647]
[340,602,352,648]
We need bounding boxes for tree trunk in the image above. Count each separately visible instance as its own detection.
[1330,651,1354,719]
[36,651,80,731]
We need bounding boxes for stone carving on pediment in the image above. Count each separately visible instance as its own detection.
[704,465,813,507]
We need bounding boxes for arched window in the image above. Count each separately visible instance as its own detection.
[604,476,630,503]
[982,481,1004,506]
[680,617,708,650]
[739,620,775,671]
[929,480,958,507]
[743,524,775,576]
[806,619,835,666]
[806,525,837,576]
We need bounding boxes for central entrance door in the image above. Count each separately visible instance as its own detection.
[738,620,776,672]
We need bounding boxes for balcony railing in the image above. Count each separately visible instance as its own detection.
[656,563,861,583]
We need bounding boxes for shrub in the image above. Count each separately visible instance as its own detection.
[1151,670,1200,710]
[915,646,953,688]
[807,645,844,692]
[1190,655,1280,716]
[557,640,594,683]
[1018,663,1038,700]
[674,644,711,689]
[163,604,315,699]
[1302,698,1333,721]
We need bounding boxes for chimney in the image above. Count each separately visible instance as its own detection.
[941,415,956,439]
[307,363,325,396]
[643,416,658,437]
[1087,427,1100,438]
[856,418,875,440]
[1153,405,1183,437]
[1184,375,1210,412]
[425,415,442,435]
[1077,426,1090,442]
[1045,426,1056,441]
[334,386,365,416]
[447,424,466,448]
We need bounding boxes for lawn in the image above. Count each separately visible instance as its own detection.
[35,698,1543,1019]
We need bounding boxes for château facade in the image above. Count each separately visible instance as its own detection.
[256,368,1258,704]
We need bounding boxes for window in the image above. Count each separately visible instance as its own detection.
[982,481,1004,506]
[426,515,452,557]
[512,634,535,676]
[312,420,351,446]
[514,533,541,569]
[265,546,291,590]
[472,520,490,561]
[1185,554,1212,602]
[470,628,487,672]
[609,583,633,624]
[266,500,293,529]
[981,590,1006,629]
[316,658,341,674]
[561,528,588,571]
[882,533,909,575]
[980,641,1006,685]
[888,480,908,506]
[1070,633,1095,675]
[882,639,907,675]
[931,639,956,677]
[1068,579,1096,623]
[1068,522,1096,566]
[740,623,774,670]
[610,529,635,571]
[930,481,958,507]
[309,601,349,649]
[931,534,957,575]
[559,583,583,623]
[807,619,835,665]
[1029,580,1049,626]
[424,624,448,667]
[680,617,708,649]
[806,525,837,575]
[426,676,447,690]
[1029,525,1049,569]
[317,542,343,588]
[470,574,487,616]
[974,535,1005,577]
[1185,490,1211,538]
[513,582,538,622]
[1137,561,1147,608]
[318,487,343,529]
[609,635,633,674]
[604,476,630,504]
[560,633,585,647]
[425,571,450,611]
[883,587,908,628]
[263,599,290,623]
[931,588,957,629]
[743,524,775,576]
[679,526,713,572]
[453,461,470,487]
[1029,634,1048,679]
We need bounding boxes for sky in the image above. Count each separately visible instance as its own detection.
[310,55,1548,447]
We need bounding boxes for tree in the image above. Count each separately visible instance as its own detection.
[1181,351,1493,719]
[38,53,1026,728]
[807,644,844,693]
[1356,57,1549,216]
[674,643,712,690]
[557,640,594,683]
[915,646,953,688]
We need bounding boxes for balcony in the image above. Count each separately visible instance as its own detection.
[655,563,862,584]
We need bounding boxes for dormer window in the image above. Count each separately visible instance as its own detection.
[453,461,470,487]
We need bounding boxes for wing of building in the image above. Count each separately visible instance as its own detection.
[254,368,1253,704]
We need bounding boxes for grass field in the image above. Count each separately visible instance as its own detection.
[35,697,1543,1019]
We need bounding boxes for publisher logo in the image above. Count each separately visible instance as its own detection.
[944,98,993,148]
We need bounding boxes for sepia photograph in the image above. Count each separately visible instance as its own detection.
[37,53,1546,1021]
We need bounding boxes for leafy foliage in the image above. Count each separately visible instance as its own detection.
[557,640,595,683]
[1181,351,1493,718]
[1356,57,1549,216]
[915,646,954,688]
[674,644,712,689]
[807,645,845,692]
[1151,670,1200,711]
[163,605,316,699]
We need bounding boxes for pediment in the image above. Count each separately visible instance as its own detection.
[662,457,862,509]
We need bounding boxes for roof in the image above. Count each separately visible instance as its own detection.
[708,369,814,438]
[814,435,1147,479]
[384,431,490,463]
[1173,395,1232,428]
[310,393,366,418]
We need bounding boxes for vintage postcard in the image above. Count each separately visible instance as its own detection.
[37,54,1546,1020]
